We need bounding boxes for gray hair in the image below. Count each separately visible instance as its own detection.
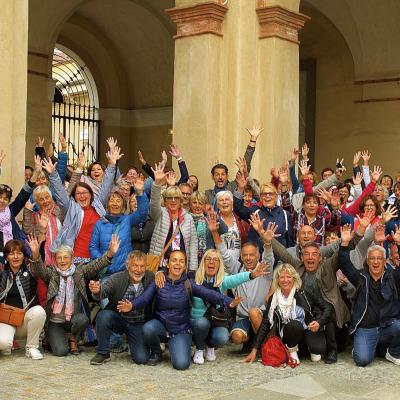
[126,250,147,264]
[367,244,386,259]
[32,185,52,202]
[54,245,74,257]
[215,190,233,202]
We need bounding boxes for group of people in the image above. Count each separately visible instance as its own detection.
[0,130,400,371]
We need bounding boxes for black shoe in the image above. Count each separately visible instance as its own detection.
[324,351,337,364]
[147,352,162,366]
[90,353,111,365]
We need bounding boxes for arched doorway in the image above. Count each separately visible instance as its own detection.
[51,44,99,165]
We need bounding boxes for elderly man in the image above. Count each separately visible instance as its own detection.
[387,242,400,270]
[88,250,154,365]
[339,230,400,367]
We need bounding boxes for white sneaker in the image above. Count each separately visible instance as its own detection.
[290,351,300,365]
[385,350,400,366]
[26,347,44,360]
[193,350,204,364]
[310,353,321,362]
[205,347,216,362]
[1,348,12,356]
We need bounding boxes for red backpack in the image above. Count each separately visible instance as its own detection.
[261,336,298,368]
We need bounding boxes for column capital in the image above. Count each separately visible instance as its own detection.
[166,1,228,39]
[256,4,310,44]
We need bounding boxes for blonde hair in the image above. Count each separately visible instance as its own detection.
[190,191,207,205]
[195,249,225,287]
[162,185,183,207]
[271,263,302,292]
[259,183,278,195]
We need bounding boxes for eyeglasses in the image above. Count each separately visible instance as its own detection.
[165,196,180,201]
[181,192,191,197]
[75,191,90,197]
[260,192,276,198]
[205,257,220,263]
[368,257,384,262]
[364,204,376,209]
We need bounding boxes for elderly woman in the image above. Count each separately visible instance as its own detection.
[0,165,39,263]
[42,147,121,263]
[190,249,267,364]
[89,176,149,277]
[0,240,46,360]
[216,190,249,261]
[234,179,293,251]
[149,164,198,271]
[190,191,214,263]
[27,234,120,356]
[243,263,334,365]
[132,249,241,370]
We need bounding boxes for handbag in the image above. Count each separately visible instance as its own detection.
[261,335,298,368]
[205,305,232,329]
[0,295,36,328]
[146,223,181,272]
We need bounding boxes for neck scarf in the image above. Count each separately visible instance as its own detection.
[36,207,60,266]
[0,206,13,244]
[52,264,76,321]
[268,286,297,327]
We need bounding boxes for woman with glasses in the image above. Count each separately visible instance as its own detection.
[190,249,267,364]
[149,164,198,271]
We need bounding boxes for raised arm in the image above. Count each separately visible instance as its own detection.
[149,163,166,221]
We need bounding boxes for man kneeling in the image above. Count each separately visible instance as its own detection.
[89,250,154,365]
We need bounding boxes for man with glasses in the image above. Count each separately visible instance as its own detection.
[88,250,155,365]
[179,183,193,211]
[339,230,400,367]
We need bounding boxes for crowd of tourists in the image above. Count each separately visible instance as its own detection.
[0,130,399,371]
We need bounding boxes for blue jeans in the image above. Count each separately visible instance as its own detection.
[353,319,400,366]
[96,309,149,364]
[191,317,229,350]
[142,319,192,370]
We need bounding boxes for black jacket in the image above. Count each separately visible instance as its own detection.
[253,288,334,350]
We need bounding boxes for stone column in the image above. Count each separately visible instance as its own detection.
[0,0,28,187]
[256,0,309,173]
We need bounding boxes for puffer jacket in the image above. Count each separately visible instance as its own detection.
[132,273,232,335]
[49,164,115,252]
[253,289,334,350]
[89,194,149,275]
[30,254,110,319]
[149,184,198,270]
[339,245,400,334]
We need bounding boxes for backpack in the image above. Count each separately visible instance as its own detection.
[261,335,298,368]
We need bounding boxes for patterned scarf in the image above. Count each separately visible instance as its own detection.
[192,214,208,262]
[268,287,297,327]
[0,206,13,245]
[52,264,76,321]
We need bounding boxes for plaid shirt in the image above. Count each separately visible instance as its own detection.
[122,283,145,323]
[292,209,326,246]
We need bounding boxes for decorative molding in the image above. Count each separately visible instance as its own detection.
[256,5,310,44]
[27,69,49,78]
[354,97,400,104]
[166,1,228,39]
[99,106,173,128]
[354,77,400,85]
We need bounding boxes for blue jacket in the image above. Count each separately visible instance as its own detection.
[190,272,251,320]
[339,245,400,334]
[132,274,232,335]
[89,194,149,275]
[233,193,293,252]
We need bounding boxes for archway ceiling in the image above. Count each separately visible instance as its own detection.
[302,0,400,79]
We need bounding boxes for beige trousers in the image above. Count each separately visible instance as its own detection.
[0,305,46,350]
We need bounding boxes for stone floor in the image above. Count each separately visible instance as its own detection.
[1,344,400,400]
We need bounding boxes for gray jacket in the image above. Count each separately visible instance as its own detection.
[216,241,274,320]
[49,164,116,252]
[149,183,198,270]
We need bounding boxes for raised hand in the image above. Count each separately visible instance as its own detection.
[133,173,145,194]
[382,205,398,223]
[374,223,386,243]
[250,262,269,279]
[356,211,374,231]
[165,170,177,187]
[47,143,54,158]
[151,162,166,185]
[88,280,101,295]
[278,166,289,184]
[391,225,400,244]
[77,150,86,170]
[206,211,220,233]
[335,159,346,179]
[299,159,310,176]
[235,156,248,177]
[107,146,124,165]
[107,234,121,257]
[117,299,133,313]
[317,187,332,203]
[246,125,263,142]
[340,224,354,245]
[161,150,168,167]
[249,212,265,235]
[262,222,281,243]
[235,171,248,192]
[59,132,67,151]
[169,144,181,160]
[301,143,309,160]
[353,171,363,186]
[290,148,299,163]
[36,136,45,148]
[270,167,279,179]
[370,165,382,183]
[34,155,43,173]
[41,157,57,174]
[137,150,146,166]
[0,149,6,166]
[106,137,117,151]
[353,151,361,167]
[26,234,40,261]
[361,150,371,166]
